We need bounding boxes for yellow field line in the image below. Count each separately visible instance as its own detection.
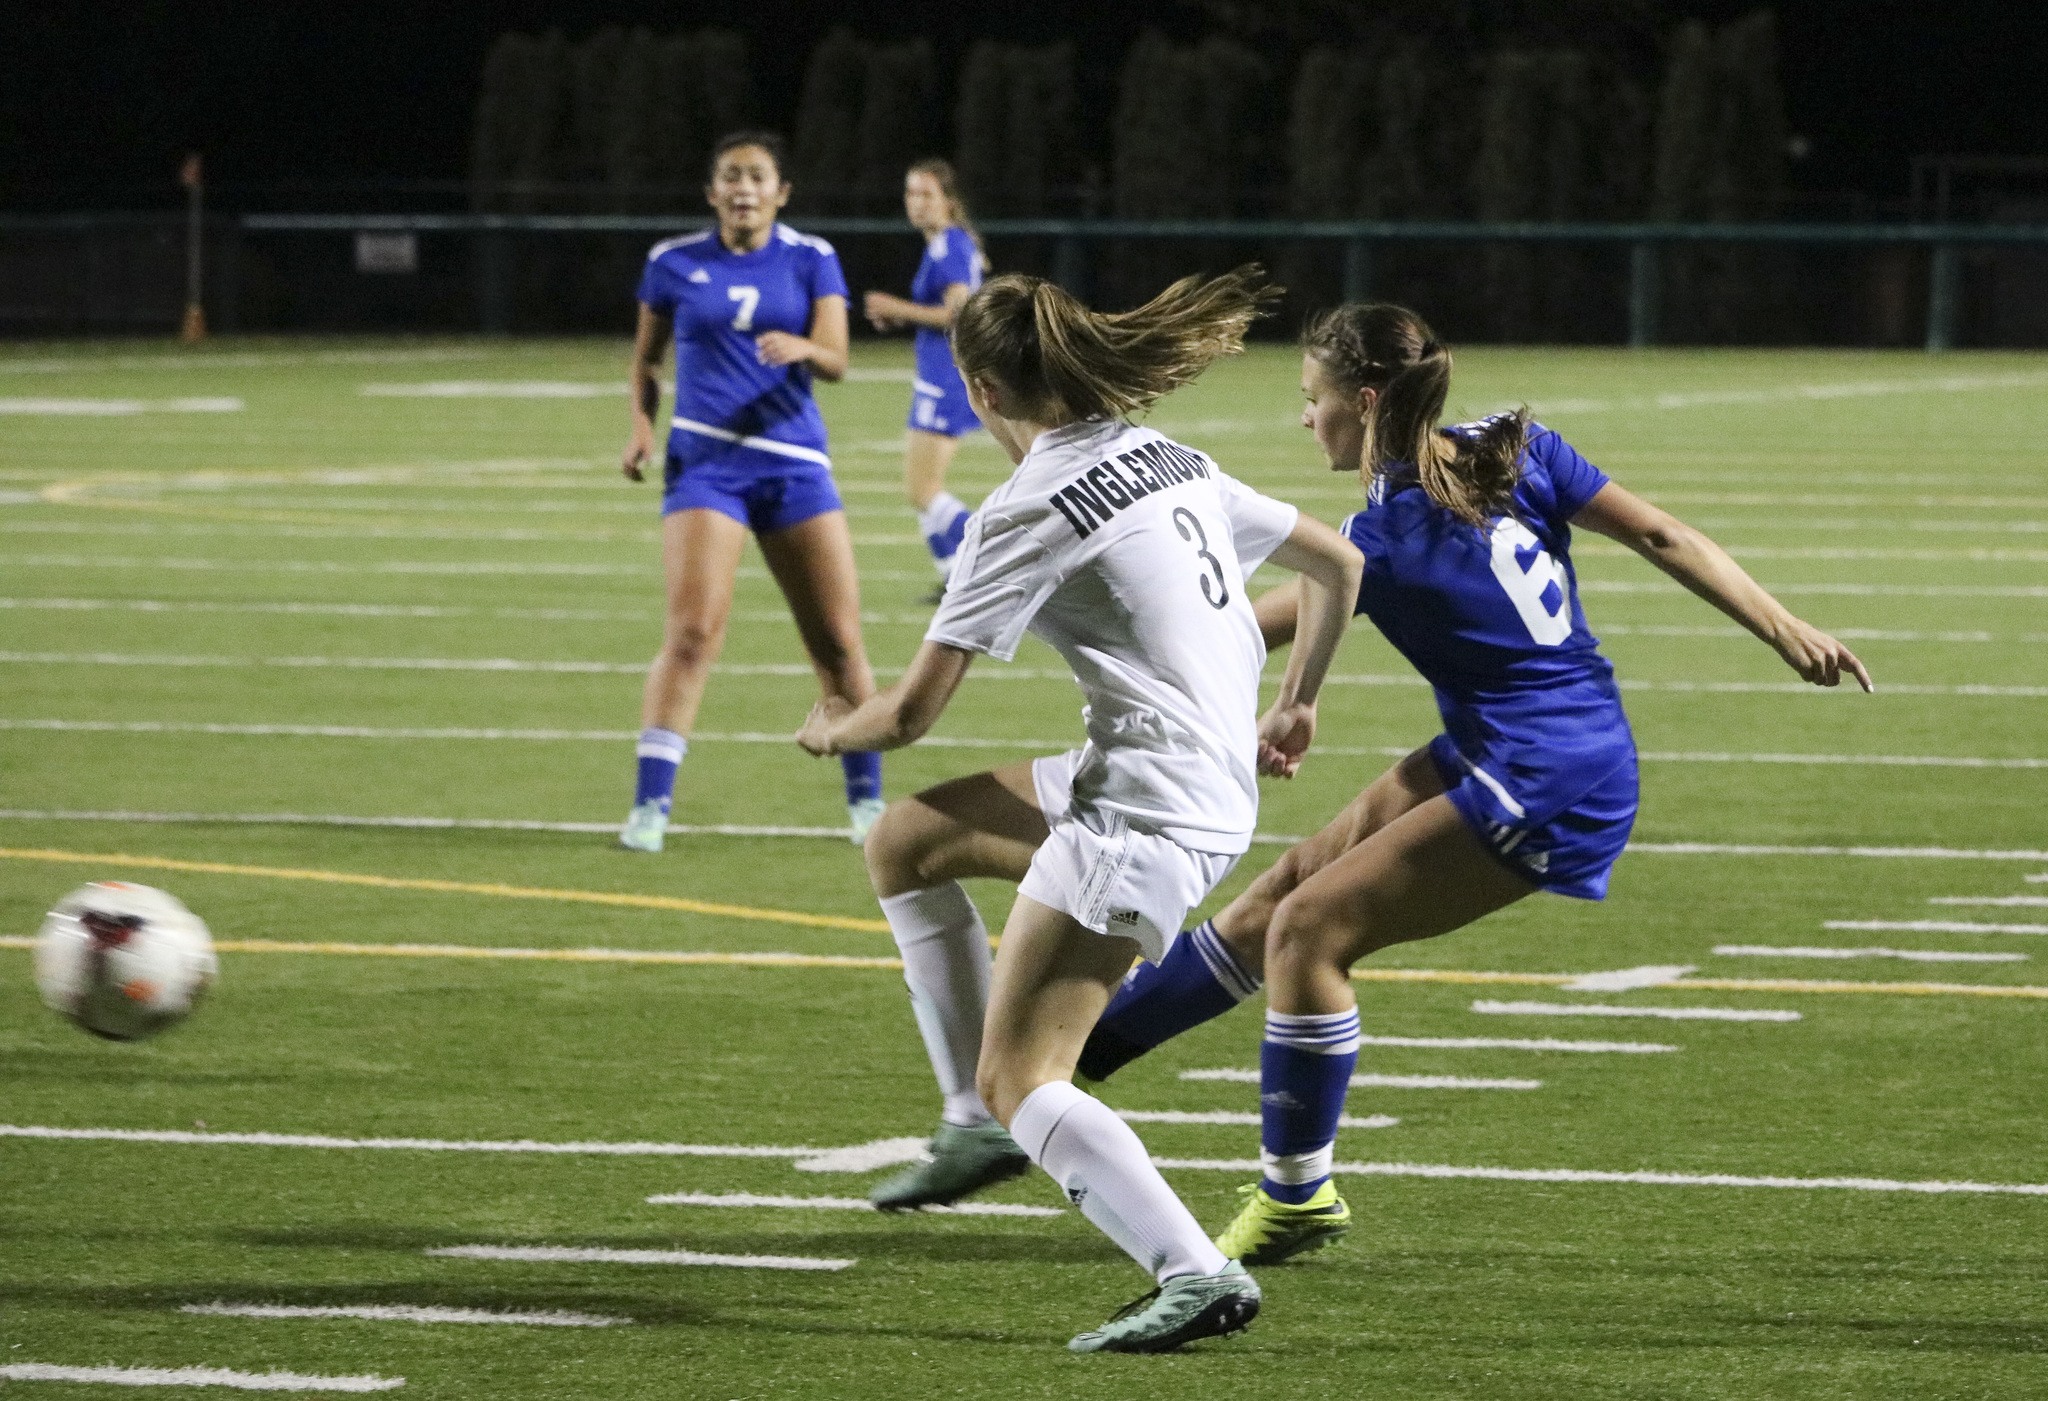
[0,935,897,970]
[2,926,2043,998]
[42,478,405,528]
[0,847,890,933]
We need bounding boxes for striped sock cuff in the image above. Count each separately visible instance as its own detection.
[1260,1143,1335,1185]
[1188,921,1261,1001]
[1264,1008,1362,1055]
[636,727,687,763]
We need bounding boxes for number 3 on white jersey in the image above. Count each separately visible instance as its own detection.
[727,286,760,331]
[1488,518,1573,645]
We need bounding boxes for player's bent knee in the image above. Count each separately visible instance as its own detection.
[862,800,931,894]
[1265,889,1345,971]
[659,618,724,670]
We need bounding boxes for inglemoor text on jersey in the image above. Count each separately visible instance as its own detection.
[1048,438,1216,538]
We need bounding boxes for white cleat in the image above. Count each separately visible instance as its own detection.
[618,801,668,853]
[847,797,887,847]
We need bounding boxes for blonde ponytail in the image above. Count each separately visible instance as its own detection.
[953,264,1280,422]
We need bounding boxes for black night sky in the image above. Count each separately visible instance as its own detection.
[4,0,2044,214]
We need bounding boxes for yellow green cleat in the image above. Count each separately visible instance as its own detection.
[1212,1180,1352,1266]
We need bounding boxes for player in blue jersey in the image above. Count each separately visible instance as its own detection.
[862,158,987,597]
[1073,302,1874,1264]
[618,131,885,852]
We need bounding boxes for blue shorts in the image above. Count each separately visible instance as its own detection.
[662,441,843,534]
[907,375,981,438]
[1429,733,1638,901]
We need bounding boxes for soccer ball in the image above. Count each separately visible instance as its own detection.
[35,882,217,1041]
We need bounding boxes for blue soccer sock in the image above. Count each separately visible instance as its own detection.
[918,492,971,578]
[633,727,686,813]
[1076,920,1261,1081]
[1259,1006,1361,1205]
[841,750,882,805]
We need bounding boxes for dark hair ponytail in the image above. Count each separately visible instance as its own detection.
[1303,304,1526,527]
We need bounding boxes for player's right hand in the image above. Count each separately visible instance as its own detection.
[1773,617,1874,692]
[621,423,655,482]
[1256,701,1317,778]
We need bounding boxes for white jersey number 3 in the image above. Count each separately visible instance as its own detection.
[1488,518,1573,646]
[727,286,761,331]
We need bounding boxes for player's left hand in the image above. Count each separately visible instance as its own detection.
[755,331,810,367]
[1256,701,1317,778]
[862,291,903,331]
[797,696,854,756]
[1773,617,1875,692]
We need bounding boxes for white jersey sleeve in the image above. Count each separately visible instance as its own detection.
[923,509,1061,661]
[1214,471,1300,580]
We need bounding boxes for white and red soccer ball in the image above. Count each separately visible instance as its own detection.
[35,882,217,1041]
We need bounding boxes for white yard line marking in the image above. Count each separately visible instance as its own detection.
[0,346,490,373]
[1146,1159,2048,1197]
[0,1124,817,1158]
[1929,895,2048,907]
[1632,843,2048,861]
[1580,579,2048,600]
[1473,999,1801,1023]
[644,1192,1062,1217]
[0,397,243,415]
[1180,1069,1541,1091]
[1825,918,2048,936]
[1541,369,2048,413]
[1630,751,2048,771]
[179,1302,624,1327]
[13,717,2048,771]
[3,812,2047,866]
[10,1119,2042,1199]
[1116,1109,1399,1129]
[2029,874,2048,883]
[359,381,619,398]
[1562,964,1697,992]
[427,1244,852,1271]
[1356,1035,1677,1053]
[0,1363,403,1391]
[1713,945,2026,963]
[787,1138,931,1173]
[1590,544,2048,563]
[0,810,857,839]
[7,651,2048,699]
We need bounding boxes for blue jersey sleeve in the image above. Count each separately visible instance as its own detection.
[936,232,980,289]
[1525,425,1609,525]
[637,251,677,315]
[808,244,850,303]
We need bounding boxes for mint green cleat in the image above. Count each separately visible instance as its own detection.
[848,797,887,847]
[1067,1261,1261,1353]
[1213,1180,1352,1266]
[868,1120,1031,1210]
[618,801,668,853]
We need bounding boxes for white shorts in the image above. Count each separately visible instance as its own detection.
[1017,749,1239,963]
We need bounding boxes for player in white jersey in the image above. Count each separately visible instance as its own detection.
[797,267,1363,1352]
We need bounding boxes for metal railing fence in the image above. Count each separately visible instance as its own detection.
[5,212,2048,350]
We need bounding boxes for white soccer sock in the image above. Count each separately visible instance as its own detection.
[1010,1080,1228,1283]
[917,492,970,580]
[878,883,993,1127]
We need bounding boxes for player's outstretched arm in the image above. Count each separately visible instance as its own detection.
[797,641,975,756]
[621,303,671,482]
[1256,516,1365,776]
[1573,481,1874,692]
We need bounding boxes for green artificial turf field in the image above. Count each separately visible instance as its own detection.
[1,336,2044,1398]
